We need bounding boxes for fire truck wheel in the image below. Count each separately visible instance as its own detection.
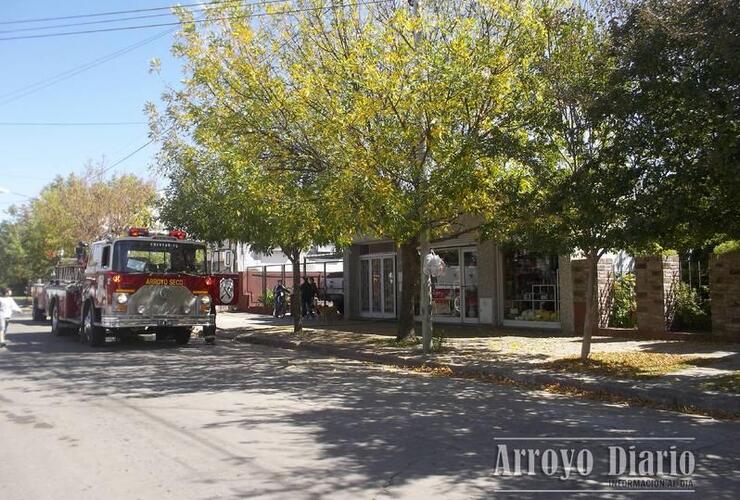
[84,305,105,347]
[174,328,191,345]
[50,302,67,336]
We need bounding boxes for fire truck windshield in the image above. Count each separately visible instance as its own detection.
[113,240,207,275]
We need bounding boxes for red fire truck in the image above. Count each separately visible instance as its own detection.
[39,228,238,347]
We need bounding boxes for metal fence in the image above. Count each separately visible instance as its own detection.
[240,259,343,311]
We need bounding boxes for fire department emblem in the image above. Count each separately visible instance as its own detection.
[219,278,235,304]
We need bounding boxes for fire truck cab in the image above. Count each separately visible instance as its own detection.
[47,228,238,347]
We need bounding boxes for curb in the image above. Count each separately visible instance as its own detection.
[217,329,740,419]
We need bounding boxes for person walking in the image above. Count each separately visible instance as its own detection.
[300,277,314,318]
[0,287,22,348]
[309,277,319,316]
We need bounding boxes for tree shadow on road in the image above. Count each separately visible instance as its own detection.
[1,329,739,499]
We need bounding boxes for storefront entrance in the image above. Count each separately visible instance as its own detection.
[429,247,479,323]
[359,254,396,318]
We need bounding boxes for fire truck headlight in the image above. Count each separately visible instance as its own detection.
[183,305,192,314]
[201,295,211,306]
[137,305,146,315]
[116,293,128,305]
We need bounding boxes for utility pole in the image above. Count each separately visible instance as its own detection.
[408,0,433,354]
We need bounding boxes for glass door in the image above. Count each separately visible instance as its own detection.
[359,255,396,317]
[431,248,461,319]
[463,250,479,322]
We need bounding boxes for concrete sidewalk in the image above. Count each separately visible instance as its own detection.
[216,312,740,418]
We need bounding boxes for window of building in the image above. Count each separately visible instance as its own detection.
[503,251,559,323]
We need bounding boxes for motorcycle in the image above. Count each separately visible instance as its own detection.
[273,288,290,318]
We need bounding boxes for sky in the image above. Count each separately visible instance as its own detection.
[0,0,188,219]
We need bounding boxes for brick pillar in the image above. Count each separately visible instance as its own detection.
[634,255,680,333]
[570,256,614,334]
[709,251,740,339]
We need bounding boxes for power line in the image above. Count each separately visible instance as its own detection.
[0,28,174,106]
[0,0,289,35]
[0,11,183,35]
[0,0,246,25]
[0,0,392,41]
[100,135,163,177]
[0,121,147,126]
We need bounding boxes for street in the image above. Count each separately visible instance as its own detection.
[1,314,738,499]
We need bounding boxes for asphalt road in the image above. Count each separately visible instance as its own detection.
[0,314,738,500]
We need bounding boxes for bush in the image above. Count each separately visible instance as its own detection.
[432,326,447,353]
[258,290,275,309]
[714,240,740,255]
[609,273,637,328]
[672,282,711,332]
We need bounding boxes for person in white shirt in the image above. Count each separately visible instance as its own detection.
[0,287,22,348]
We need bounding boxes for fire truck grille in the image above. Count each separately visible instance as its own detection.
[128,285,197,316]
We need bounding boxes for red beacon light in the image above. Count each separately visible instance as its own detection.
[169,229,187,240]
[128,227,150,237]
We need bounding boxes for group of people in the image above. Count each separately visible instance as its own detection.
[271,277,321,318]
[300,277,320,318]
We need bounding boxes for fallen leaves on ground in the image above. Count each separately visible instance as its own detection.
[541,352,720,379]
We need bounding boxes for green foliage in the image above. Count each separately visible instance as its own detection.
[672,282,711,332]
[609,273,636,328]
[714,240,740,255]
[373,336,421,348]
[0,166,155,289]
[432,326,448,353]
[153,0,553,334]
[258,291,275,310]
[608,0,740,248]
[633,246,678,258]
[482,4,632,359]
[0,221,31,292]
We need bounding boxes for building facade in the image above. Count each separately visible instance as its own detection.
[342,232,602,334]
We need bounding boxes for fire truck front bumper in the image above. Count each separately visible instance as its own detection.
[100,314,215,329]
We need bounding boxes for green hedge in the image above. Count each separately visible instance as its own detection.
[609,273,637,328]
[714,240,740,255]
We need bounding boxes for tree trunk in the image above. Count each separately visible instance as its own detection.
[288,250,303,333]
[396,238,419,341]
[580,249,599,360]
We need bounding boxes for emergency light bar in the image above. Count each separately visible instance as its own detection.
[128,227,149,237]
[126,227,187,240]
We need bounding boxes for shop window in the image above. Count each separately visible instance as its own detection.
[503,251,559,322]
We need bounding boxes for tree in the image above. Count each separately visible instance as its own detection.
[485,4,635,359]
[154,140,342,333]
[152,0,543,340]
[151,3,357,333]
[4,165,156,286]
[608,0,740,248]
[0,221,31,293]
